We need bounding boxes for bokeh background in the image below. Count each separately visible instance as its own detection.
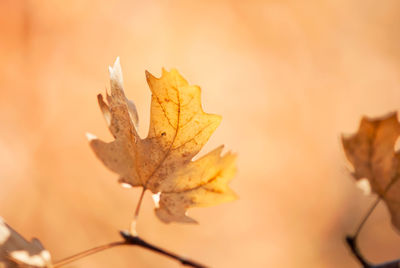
[1,0,400,267]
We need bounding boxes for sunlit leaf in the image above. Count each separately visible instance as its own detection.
[89,58,237,223]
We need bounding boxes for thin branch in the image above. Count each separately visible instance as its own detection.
[120,231,207,268]
[52,231,207,268]
[346,236,400,268]
[53,241,126,268]
[345,236,371,267]
[373,260,400,268]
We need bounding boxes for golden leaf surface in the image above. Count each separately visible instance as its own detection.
[342,112,400,231]
[89,58,237,223]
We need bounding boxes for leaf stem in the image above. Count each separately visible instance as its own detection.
[131,187,146,234]
[347,180,400,267]
[353,196,381,239]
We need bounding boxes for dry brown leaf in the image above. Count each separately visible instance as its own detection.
[342,112,400,231]
[89,58,237,223]
[0,218,52,268]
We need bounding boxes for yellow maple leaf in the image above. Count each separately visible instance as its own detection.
[88,58,237,223]
[342,112,400,231]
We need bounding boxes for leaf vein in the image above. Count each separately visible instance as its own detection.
[154,94,176,130]
[172,122,214,151]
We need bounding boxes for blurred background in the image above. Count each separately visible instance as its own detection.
[1,0,400,267]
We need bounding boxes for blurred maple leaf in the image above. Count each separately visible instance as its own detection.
[0,218,52,268]
[88,58,237,224]
[342,112,400,231]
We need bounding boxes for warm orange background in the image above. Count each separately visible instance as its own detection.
[1,0,400,267]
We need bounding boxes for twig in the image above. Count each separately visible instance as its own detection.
[345,236,400,268]
[52,231,207,268]
[345,236,371,267]
[53,241,126,268]
[120,231,207,268]
[373,260,400,268]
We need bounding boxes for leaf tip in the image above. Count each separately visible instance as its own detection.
[356,178,372,195]
[215,114,223,123]
[0,218,10,244]
[184,212,199,224]
[109,57,123,88]
[167,68,179,75]
[97,94,111,126]
[152,192,161,208]
[121,183,133,189]
[85,132,97,141]
[145,70,156,82]
[155,208,198,224]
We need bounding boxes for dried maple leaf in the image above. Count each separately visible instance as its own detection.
[342,112,400,231]
[88,58,237,223]
[0,218,52,268]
